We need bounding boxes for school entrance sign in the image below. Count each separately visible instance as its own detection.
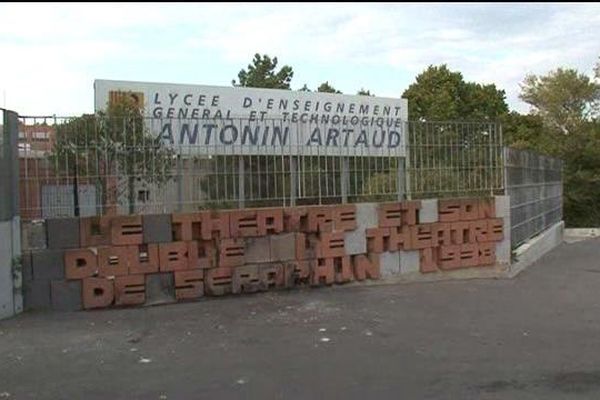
[94,79,408,157]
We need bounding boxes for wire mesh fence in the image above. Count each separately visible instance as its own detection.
[17,115,504,220]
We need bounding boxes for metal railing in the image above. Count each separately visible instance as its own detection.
[17,115,505,220]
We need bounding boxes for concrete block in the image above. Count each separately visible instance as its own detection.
[379,252,401,277]
[257,208,284,236]
[50,280,82,312]
[22,252,33,283]
[259,264,286,290]
[32,249,65,281]
[175,270,204,300]
[232,265,262,294]
[145,273,175,305]
[115,275,145,306]
[23,280,51,310]
[143,214,173,244]
[80,216,111,247]
[496,216,511,264]
[205,268,233,296]
[82,277,114,309]
[419,199,438,224]
[46,218,80,249]
[399,250,420,274]
[111,216,143,245]
[65,248,98,280]
[22,220,47,250]
[352,254,380,280]
[245,237,272,264]
[270,233,296,262]
[355,203,378,229]
[344,230,367,255]
[494,195,510,218]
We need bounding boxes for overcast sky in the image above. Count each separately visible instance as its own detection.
[1,2,599,116]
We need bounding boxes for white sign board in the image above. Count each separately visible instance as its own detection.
[94,79,408,157]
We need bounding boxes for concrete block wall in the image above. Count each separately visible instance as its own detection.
[21,196,508,312]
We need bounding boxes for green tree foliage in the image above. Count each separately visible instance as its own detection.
[232,53,293,89]
[298,84,311,92]
[357,88,373,96]
[402,64,508,121]
[317,81,342,94]
[50,95,174,214]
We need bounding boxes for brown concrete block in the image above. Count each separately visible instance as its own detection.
[469,220,489,243]
[408,225,433,250]
[171,213,202,241]
[65,248,98,280]
[284,261,311,287]
[352,254,380,281]
[310,258,335,286]
[82,277,114,309]
[128,244,160,275]
[432,223,453,247]
[110,216,143,245]
[401,201,421,226]
[259,264,285,290]
[478,198,496,219]
[333,256,354,284]
[487,218,504,242]
[229,210,258,238]
[459,199,480,221]
[97,246,130,277]
[388,226,411,251]
[284,207,308,232]
[378,203,403,227]
[478,242,496,265]
[188,240,217,269]
[270,233,297,262]
[232,265,262,294]
[366,227,390,253]
[200,211,230,240]
[333,205,357,231]
[174,269,204,300]
[205,267,233,296]
[159,242,192,272]
[459,243,479,268]
[307,207,334,232]
[438,199,461,222]
[295,233,317,260]
[419,247,438,273]
[316,231,346,258]
[438,245,461,270]
[257,208,284,236]
[245,237,272,264]
[450,221,471,245]
[80,216,111,247]
[114,274,145,306]
[218,238,245,268]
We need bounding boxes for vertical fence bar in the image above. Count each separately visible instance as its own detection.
[341,156,349,203]
[238,155,245,209]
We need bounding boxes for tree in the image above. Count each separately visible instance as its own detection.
[357,88,373,96]
[317,81,342,94]
[298,84,311,92]
[519,68,599,135]
[232,53,294,89]
[402,64,508,121]
[50,95,174,215]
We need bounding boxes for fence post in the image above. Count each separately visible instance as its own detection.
[290,155,297,207]
[341,157,349,203]
[238,156,245,209]
[176,154,183,212]
[404,121,412,200]
[397,158,406,201]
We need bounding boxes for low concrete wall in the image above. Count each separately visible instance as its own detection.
[0,217,22,319]
[21,196,509,312]
[508,221,564,278]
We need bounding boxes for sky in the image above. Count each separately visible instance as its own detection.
[1,2,599,116]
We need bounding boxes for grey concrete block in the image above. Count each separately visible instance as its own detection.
[494,195,510,218]
[50,280,82,312]
[23,280,51,310]
[32,249,65,281]
[22,252,33,283]
[270,233,296,262]
[496,216,511,264]
[245,237,272,263]
[143,214,173,244]
[21,220,47,250]
[379,252,401,278]
[400,250,420,273]
[145,273,175,306]
[344,230,367,255]
[355,203,378,229]
[46,218,80,249]
[419,199,438,224]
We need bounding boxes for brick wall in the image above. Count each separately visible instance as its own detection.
[21,197,509,312]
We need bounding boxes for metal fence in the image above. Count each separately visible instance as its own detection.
[505,147,563,249]
[17,115,504,220]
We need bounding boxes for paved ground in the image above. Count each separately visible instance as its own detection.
[2,238,600,400]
